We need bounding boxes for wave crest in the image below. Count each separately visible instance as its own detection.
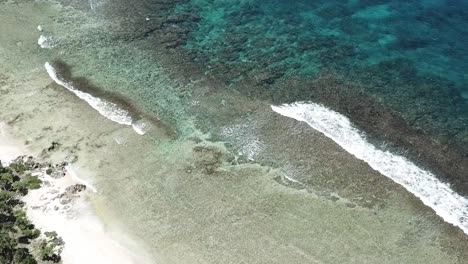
[44,62,134,126]
[271,102,468,235]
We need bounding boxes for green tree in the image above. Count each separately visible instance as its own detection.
[0,172,14,191]
[9,163,27,174]
[13,248,37,264]
[37,239,61,263]
[12,174,41,195]
[0,160,60,263]
[0,230,17,263]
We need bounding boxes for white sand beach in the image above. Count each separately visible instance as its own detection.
[0,123,152,264]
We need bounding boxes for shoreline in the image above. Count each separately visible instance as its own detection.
[1,1,468,263]
[0,122,153,264]
[0,122,29,163]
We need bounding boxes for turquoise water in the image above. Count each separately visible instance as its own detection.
[42,0,468,192]
[175,0,468,143]
[162,0,468,191]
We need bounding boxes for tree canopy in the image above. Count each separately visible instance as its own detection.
[0,159,61,263]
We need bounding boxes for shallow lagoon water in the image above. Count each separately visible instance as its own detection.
[51,0,468,193]
[1,0,468,263]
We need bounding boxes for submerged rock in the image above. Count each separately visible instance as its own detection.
[47,141,61,152]
[193,144,225,174]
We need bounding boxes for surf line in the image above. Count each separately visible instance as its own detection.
[44,62,147,135]
[271,102,468,235]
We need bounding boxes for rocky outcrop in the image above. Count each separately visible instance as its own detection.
[12,155,89,209]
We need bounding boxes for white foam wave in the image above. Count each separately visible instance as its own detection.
[38,35,55,49]
[88,0,105,10]
[44,62,133,126]
[271,102,468,235]
[221,124,263,161]
[131,120,148,135]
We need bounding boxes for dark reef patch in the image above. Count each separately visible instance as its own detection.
[48,59,176,137]
[55,0,468,194]
[150,0,468,191]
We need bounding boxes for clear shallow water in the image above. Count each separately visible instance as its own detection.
[2,0,468,262]
[54,0,468,194]
[53,0,468,146]
[272,102,468,235]
[30,0,468,215]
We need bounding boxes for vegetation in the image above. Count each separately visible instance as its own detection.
[0,159,62,263]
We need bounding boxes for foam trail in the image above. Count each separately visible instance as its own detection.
[44,62,133,126]
[38,35,55,49]
[271,102,468,235]
[131,119,148,135]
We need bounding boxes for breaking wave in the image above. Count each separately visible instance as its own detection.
[271,102,468,235]
[38,35,55,49]
[44,62,134,126]
[131,119,148,135]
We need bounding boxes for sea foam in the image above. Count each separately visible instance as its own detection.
[38,35,55,49]
[131,119,148,135]
[44,62,134,126]
[271,102,468,235]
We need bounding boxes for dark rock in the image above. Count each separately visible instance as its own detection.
[47,141,61,152]
[65,184,87,194]
[193,145,225,174]
[59,197,72,205]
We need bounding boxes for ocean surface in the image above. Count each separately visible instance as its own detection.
[2,0,468,262]
[173,0,468,188]
[43,0,468,233]
[52,0,468,195]
[48,0,468,227]
[61,0,468,182]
